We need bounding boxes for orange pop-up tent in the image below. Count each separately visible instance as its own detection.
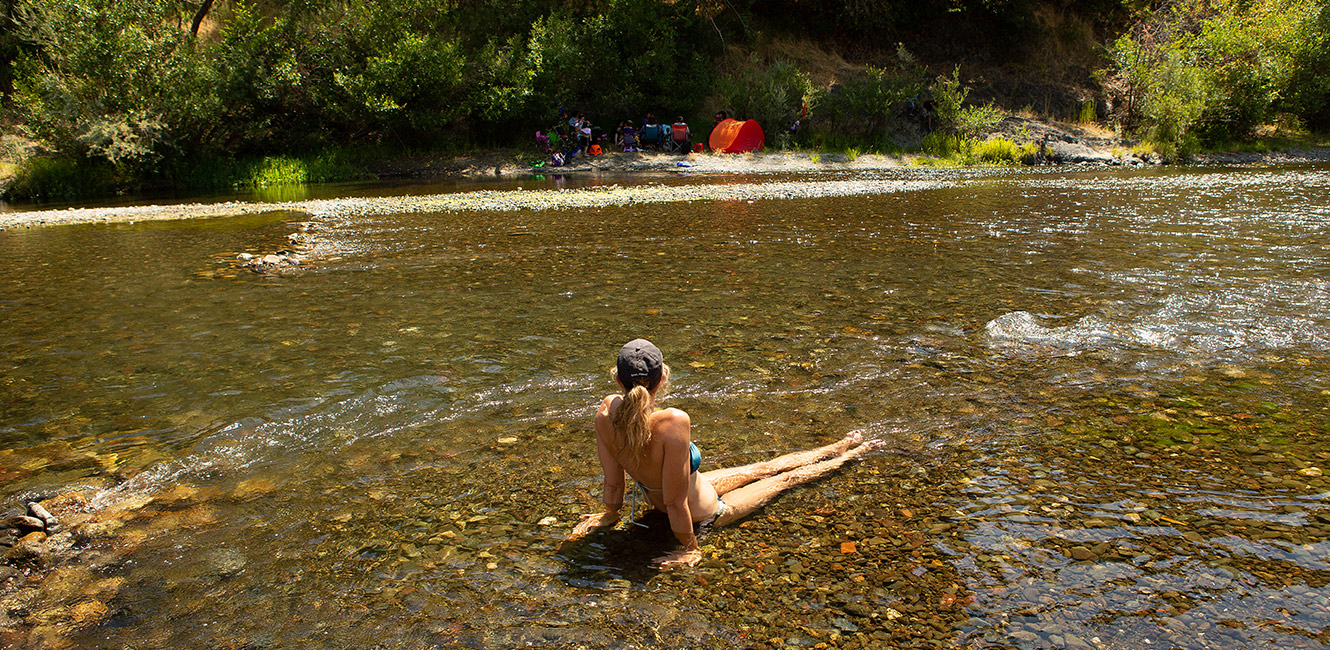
[708,118,765,153]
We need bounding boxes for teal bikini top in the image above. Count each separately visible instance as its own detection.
[637,442,702,494]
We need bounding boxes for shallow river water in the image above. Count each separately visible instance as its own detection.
[2,164,1330,649]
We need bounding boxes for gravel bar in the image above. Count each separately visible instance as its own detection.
[0,178,951,229]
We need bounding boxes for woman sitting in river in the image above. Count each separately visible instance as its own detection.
[569,339,879,567]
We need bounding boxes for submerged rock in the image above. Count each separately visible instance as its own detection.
[4,534,47,567]
[204,548,248,578]
[238,250,306,274]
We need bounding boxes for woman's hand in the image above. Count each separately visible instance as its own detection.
[568,511,619,540]
[653,547,702,569]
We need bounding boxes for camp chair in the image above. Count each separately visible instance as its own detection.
[640,123,666,150]
[665,121,691,153]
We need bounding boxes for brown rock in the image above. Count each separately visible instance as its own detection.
[69,600,112,628]
[4,534,47,566]
[43,491,89,513]
[1068,546,1096,561]
[5,515,45,533]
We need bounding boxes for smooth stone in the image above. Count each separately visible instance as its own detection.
[1069,546,1096,561]
[26,503,57,528]
[5,516,44,534]
[204,548,248,578]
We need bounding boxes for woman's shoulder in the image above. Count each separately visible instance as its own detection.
[597,393,621,416]
[650,407,690,431]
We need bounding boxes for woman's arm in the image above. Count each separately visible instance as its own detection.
[569,397,625,539]
[657,409,698,550]
[654,408,701,567]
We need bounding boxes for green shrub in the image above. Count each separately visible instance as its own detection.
[3,156,115,201]
[919,133,1037,165]
[1079,101,1098,124]
[971,137,1039,164]
[808,45,927,148]
[715,55,812,149]
[931,66,1004,137]
[921,132,968,158]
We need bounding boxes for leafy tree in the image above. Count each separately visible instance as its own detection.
[1101,0,1330,150]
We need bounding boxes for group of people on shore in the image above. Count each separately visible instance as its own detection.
[538,110,694,166]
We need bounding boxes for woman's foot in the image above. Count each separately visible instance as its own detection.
[823,430,863,457]
[842,437,885,460]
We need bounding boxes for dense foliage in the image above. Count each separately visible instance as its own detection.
[2,0,1329,198]
[1102,0,1330,154]
[2,0,716,196]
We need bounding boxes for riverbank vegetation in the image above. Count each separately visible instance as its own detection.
[1099,0,1330,159]
[1,0,1328,201]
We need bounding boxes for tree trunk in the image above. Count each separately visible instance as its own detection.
[190,0,216,37]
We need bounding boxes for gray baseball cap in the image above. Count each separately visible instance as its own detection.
[616,339,663,388]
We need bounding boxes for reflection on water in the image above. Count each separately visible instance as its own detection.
[1,165,1329,648]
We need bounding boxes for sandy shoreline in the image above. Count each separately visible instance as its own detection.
[3,140,1329,230]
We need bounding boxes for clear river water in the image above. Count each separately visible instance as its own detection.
[1,164,1329,649]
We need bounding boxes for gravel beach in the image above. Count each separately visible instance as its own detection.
[0,151,939,230]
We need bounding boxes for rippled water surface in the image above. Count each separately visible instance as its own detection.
[2,165,1330,649]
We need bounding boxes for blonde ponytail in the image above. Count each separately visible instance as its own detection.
[611,363,670,459]
[613,384,655,457]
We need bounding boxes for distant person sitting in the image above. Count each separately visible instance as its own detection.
[641,113,664,150]
[621,124,641,152]
[669,116,691,153]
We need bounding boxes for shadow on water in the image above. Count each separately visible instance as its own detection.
[555,512,684,588]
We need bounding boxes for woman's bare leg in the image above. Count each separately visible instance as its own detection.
[713,440,880,526]
[702,431,862,496]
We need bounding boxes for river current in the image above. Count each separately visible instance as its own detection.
[1,164,1328,648]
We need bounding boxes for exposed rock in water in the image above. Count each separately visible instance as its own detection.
[3,533,48,567]
[27,503,59,533]
[239,250,304,274]
[4,516,44,535]
[204,548,248,578]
